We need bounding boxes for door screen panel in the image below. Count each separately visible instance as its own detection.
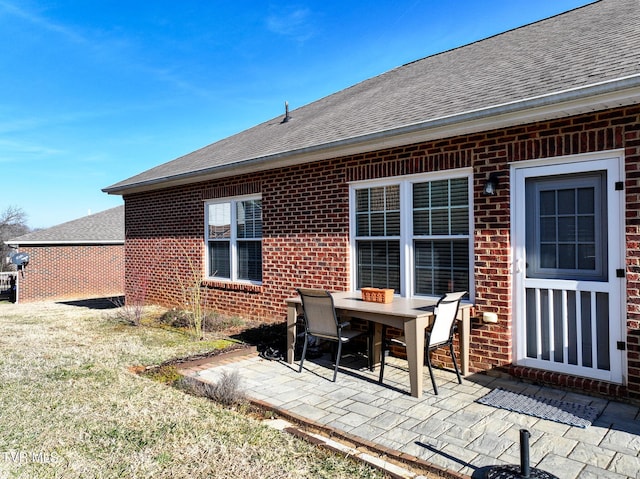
[521,169,614,380]
[525,173,607,281]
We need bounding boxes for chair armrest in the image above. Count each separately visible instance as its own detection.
[338,321,351,329]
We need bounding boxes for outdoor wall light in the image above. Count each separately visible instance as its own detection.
[483,172,501,196]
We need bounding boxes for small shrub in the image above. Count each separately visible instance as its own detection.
[160,309,248,335]
[180,371,246,407]
[159,308,192,328]
[110,297,146,326]
[204,314,246,333]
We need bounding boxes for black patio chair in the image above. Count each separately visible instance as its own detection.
[378,291,466,395]
[297,288,369,382]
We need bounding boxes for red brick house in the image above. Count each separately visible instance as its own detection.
[104,0,640,401]
[5,206,124,303]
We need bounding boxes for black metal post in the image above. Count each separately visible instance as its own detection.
[520,429,531,478]
[485,428,558,478]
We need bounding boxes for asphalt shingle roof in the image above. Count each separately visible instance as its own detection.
[7,206,124,244]
[104,0,640,194]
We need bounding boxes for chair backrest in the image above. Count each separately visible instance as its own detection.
[428,291,467,348]
[297,288,340,340]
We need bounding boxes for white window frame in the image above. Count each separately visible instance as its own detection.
[349,169,474,299]
[204,194,262,285]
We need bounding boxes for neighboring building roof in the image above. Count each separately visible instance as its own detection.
[104,0,640,195]
[5,205,124,245]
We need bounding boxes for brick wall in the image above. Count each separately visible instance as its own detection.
[123,104,640,400]
[123,158,352,321]
[16,244,124,303]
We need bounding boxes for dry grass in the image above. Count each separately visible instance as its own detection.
[0,301,384,479]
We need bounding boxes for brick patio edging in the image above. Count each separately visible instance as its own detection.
[176,345,258,374]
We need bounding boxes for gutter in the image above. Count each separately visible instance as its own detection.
[104,74,640,196]
[5,240,124,246]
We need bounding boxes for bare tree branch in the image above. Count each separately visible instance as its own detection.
[0,205,30,272]
[0,205,28,227]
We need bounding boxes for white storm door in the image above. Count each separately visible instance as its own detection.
[513,154,625,383]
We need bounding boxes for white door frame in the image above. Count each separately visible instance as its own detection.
[511,150,626,384]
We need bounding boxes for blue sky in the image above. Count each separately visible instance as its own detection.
[1,0,592,229]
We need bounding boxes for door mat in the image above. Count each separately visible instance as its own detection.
[476,388,600,428]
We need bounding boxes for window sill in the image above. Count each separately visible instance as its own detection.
[202,279,263,293]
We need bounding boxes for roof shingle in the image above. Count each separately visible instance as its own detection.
[7,206,124,244]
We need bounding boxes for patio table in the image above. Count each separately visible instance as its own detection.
[285,291,473,398]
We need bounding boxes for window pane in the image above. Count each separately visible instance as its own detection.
[557,189,575,215]
[431,210,449,235]
[411,178,470,296]
[386,186,400,210]
[355,190,370,236]
[355,185,400,237]
[370,212,385,236]
[450,208,469,234]
[433,272,451,295]
[238,241,262,281]
[540,218,556,242]
[540,244,556,268]
[209,242,230,278]
[413,183,429,209]
[540,191,555,215]
[532,177,603,278]
[237,199,262,239]
[415,243,433,267]
[413,210,430,235]
[413,183,430,234]
[452,242,468,269]
[415,268,433,292]
[356,213,369,236]
[578,216,595,242]
[385,186,400,235]
[208,203,231,239]
[356,240,400,292]
[557,216,575,242]
[415,240,468,295]
[453,269,470,294]
[386,211,400,236]
[253,200,263,237]
[431,180,448,207]
[450,178,468,206]
[356,189,369,213]
[370,187,385,212]
[412,178,468,236]
[558,244,576,269]
[578,244,596,270]
[577,187,594,214]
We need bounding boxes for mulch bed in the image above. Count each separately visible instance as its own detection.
[131,319,288,376]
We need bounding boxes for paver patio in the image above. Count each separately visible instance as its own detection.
[182,350,640,478]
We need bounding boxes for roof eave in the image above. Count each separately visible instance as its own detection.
[103,74,640,196]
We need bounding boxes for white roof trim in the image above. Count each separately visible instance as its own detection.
[4,240,124,246]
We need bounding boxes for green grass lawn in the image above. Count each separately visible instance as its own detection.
[0,301,383,479]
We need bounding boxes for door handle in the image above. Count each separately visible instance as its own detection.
[515,258,524,274]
